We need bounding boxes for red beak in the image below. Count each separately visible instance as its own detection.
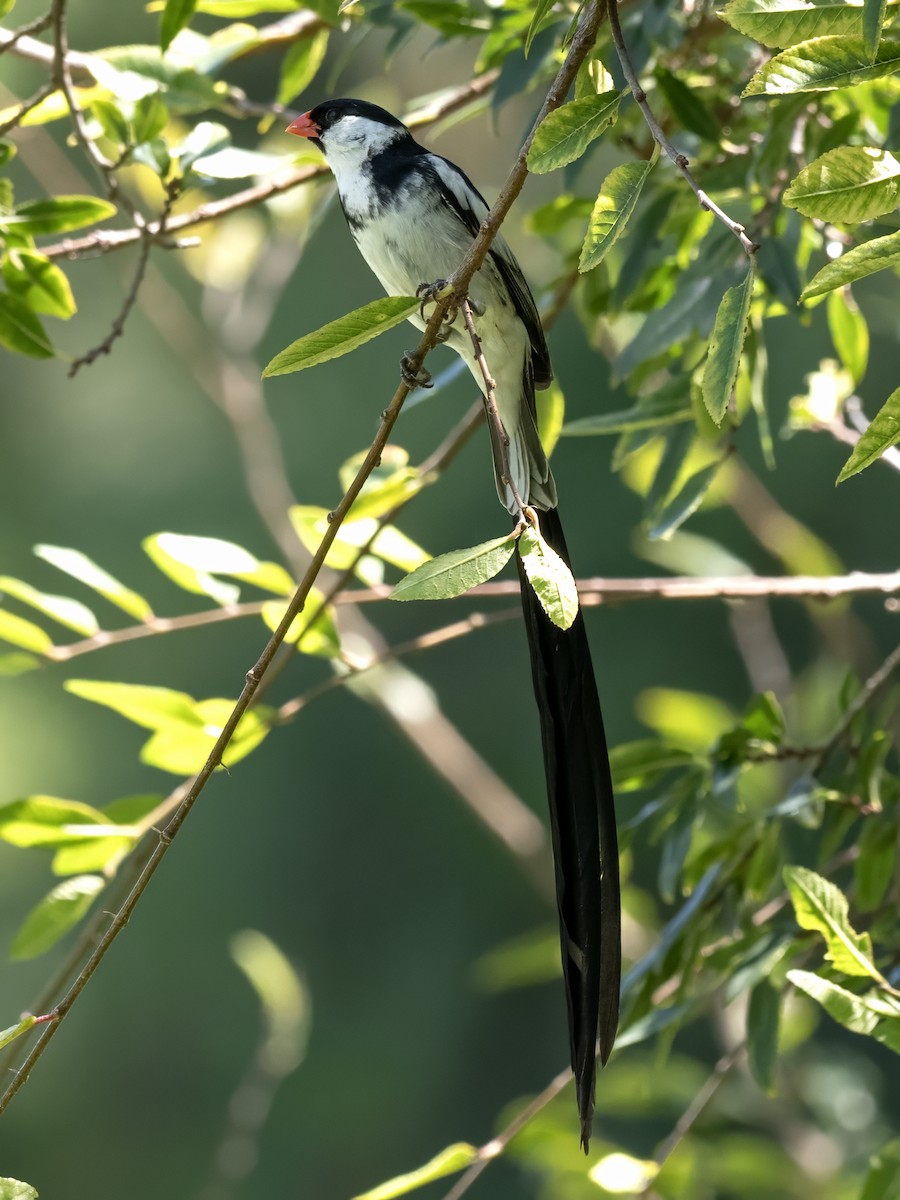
[286,111,321,139]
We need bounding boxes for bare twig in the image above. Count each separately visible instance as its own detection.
[0,11,54,58]
[605,0,758,257]
[810,396,900,475]
[0,81,53,136]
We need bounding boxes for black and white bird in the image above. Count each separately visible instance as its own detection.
[287,98,620,1149]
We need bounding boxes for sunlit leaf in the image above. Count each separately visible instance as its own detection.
[278,28,329,105]
[784,865,880,976]
[537,381,565,457]
[2,250,76,319]
[720,0,899,47]
[143,531,292,602]
[785,146,900,220]
[827,289,868,383]
[139,699,272,774]
[161,0,198,52]
[64,679,199,729]
[836,387,900,481]
[743,36,900,94]
[518,526,578,630]
[0,293,54,359]
[352,1143,478,1200]
[524,0,557,56]
[10,875,105,960]
[527,91,620,174]
[801,229,900,300]
[0,609,53,654]
[391,533,516,602]
[34,545,153,621]
[231,929,311,1074]
[0,1178,39,1200]
[579,154,657,272]
[702,265,755,424]
[0,576,98,636]
[263,297,419,377]
[0,1016,36,1052]
[787,968,896,1033]
[261,591,341,658]
[0,795,109,847]
[0,195,116,235]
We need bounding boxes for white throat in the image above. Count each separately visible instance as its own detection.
[320,115,405,177]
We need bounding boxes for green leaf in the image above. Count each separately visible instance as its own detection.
[263,297,419,378]
[801,229,900,299]
[720,0,899,48]
[0,293,53,358]
[391,533,516,602]
[161,0,198,51]
[261,590,341,658]
[230,930,311,1073]
[132,93,169,144]
[784,147,900,221]
[784,865,880,977]
[647,461,722,540]
[352,1143,478,1200]
[747,980,781,1093]
[864,0,888,53]
[0,795,110,847]
[827,289,868,383]
[525,0,556,56]
[579,155,656,272]
[0,576,98,636]
[0,1179,39,1200]
[701,266,755,424]
[64,679,199,730]
[536,380,565,457]
[34,545,153,621]
[0,1016,36,1052]
[1,195,116,235]
[836,387,900,481]
[10,874,105,960]
[526,92,620,174]
[0,609,53,654]
[52,794,159,875]
[277,28,329,105]
[0,138,16,167]
[0,652,41,676]
[562,399,694,436]
[743,36,900,94]
[139,699,271,773]
[608,741,695,792]
[92,98,131,145]
[855,818,897,912]
[143,532,293,604]
[2,250,76,319]
[787,968,886,1032]
[654,67,721,141]
[517,526,578,630]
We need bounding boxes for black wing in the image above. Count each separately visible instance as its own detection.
[421,153,553,389]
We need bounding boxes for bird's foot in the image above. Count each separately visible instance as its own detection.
[400,351,433,389]
[416,279,458,336]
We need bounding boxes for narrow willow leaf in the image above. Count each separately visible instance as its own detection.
[654,67,721,141]
[353,1143,478,1200]
[0,195,116,234]
[0,293,54,358]
[518,526,578,630]
[579,154,656,272]
[10,875,105,960]
[277,28,329,105]
[647,461,722,540]
[784,147,900,221]
[230,930,311,1072]
[787,968,883,1032]
[720,0,899,48]
[801,229,900,299]
[537,380,565,457]
[827,289,868,383]
[472,926,561,992]
[143,532,292,601]
[0,576,98,636]
[0,609,53,654]
[263,297,419,378]
[864,0,888,53]
[64,679,199,730]
[0,1179,38,1200]
[747,980,781,1092]
[34,545,153,621]
[391,534,516,602]
[0,653,40,675]
[702,265,755,424]
[784,865,879,976]
[0,1016,36,1052]
[526,91,620,174]
[589,1154,659,1194]
[562,400,694,436]
[0,795,108,846]
[161,0,198,51]
[836,387,900,481]
[525,0,556,56]
[743,36,900,94]
[608,741,695,792]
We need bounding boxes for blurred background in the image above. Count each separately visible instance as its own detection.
[0,1,898,1198]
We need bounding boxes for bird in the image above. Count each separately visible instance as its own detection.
[286,98,620,1150]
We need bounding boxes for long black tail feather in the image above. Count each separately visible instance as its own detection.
[515,505,620,1151]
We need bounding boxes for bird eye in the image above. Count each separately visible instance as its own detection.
[326,108,339,124]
